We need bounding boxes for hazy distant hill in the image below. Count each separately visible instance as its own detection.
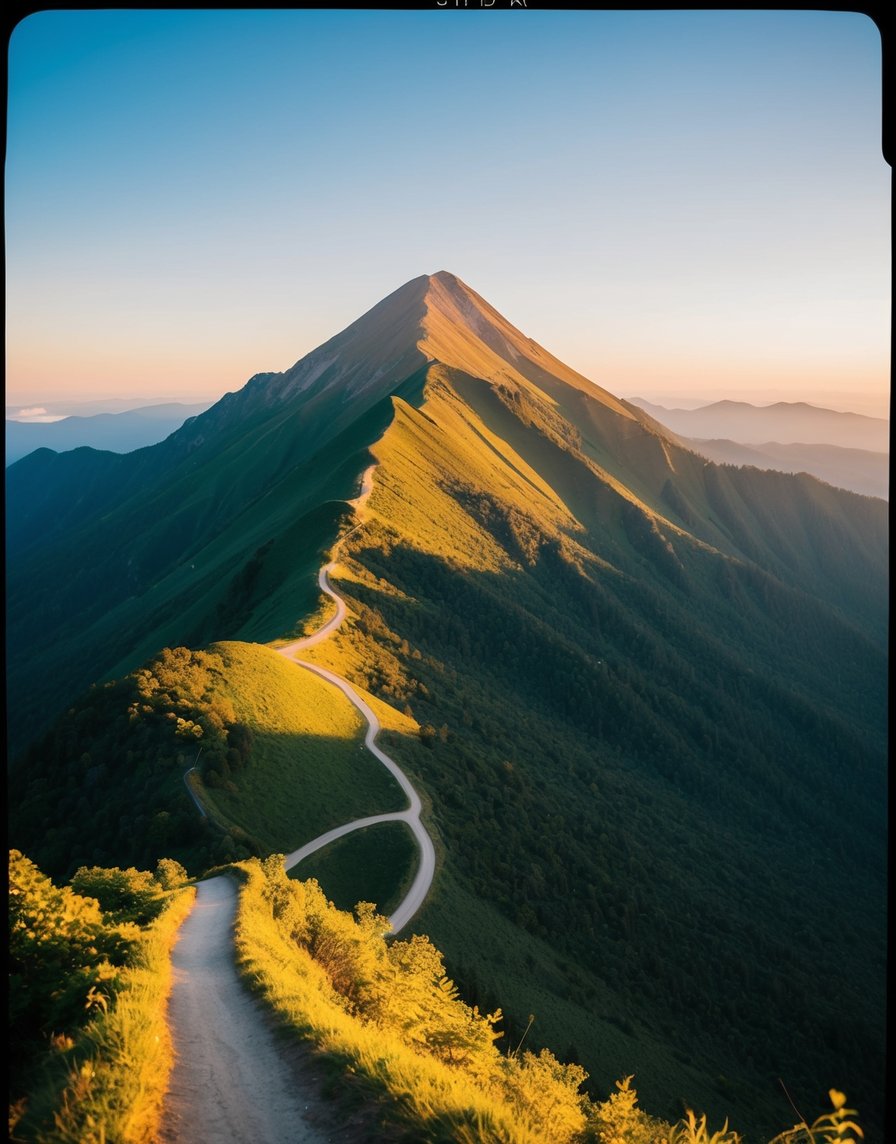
[629,396,889,451]
[8,273,886,1137]
[679,438,888,499]
[5,402,213,465]
[625,398,889,497]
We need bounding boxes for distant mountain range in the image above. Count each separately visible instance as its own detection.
[627,398,889,499]
[8,272,886,1137]
[677,437,887,500]
[5,401,213,465]
[628,397,889,450]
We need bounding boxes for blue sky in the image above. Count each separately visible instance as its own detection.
[6,10,890,414]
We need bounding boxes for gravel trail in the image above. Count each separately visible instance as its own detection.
[158,877,341,1144]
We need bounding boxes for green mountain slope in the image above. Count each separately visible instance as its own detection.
[7,272,887,1138]
[6,377,427,760]
[300,355,885,1137]
[9,641,408,878]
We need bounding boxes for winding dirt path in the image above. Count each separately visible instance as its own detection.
[276,464,436,934]
[158,878,338,1144]
[182,463,435,931]
[279,653,436,933]
[161,466,436,1141]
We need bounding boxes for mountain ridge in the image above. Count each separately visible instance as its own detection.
[7,272,887,761]
[160,271,637,450]
[7,271,887,1135]
[678,437,888,500]
[5,402,213,466]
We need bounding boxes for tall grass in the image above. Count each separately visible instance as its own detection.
[231,857,575,1143]
[230,857,866,1144]
[11,887,195,1144]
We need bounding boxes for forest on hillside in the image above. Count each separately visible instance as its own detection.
[325,495,886,1139]
[9,648,260,878]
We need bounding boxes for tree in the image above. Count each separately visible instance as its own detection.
[155,856,189,890]
[8,851,133,1065]
[70,864,162,924]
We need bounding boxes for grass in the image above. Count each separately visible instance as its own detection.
[366,378,575,572]
[195,641,407,850]
[230,857,851,1144]
[406,865,740,1129]
[230,857,589,1144]
[11,886,196,1144]
[289,820,418,918]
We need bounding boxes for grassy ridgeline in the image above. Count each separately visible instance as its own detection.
[199,641,408,849]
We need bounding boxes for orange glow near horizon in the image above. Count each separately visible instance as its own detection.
[7,13,887,421]
[9,342,889,422]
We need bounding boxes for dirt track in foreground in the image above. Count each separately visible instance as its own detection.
[158,876,351,1144]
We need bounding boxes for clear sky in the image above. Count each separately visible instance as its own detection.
[6,9,890,416]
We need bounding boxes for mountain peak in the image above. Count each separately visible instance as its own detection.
[182,271,635,440]
[428,269,460,284]
[416,272,634,417]
[275,268,634,416]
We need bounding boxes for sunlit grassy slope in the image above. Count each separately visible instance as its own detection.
[9,641,409,881]
[197,642,406,849]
